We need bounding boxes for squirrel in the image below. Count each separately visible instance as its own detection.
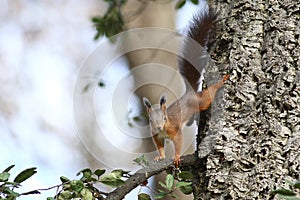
[143,7,230,167]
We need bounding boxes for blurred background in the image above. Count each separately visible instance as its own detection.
[0,0,204,199]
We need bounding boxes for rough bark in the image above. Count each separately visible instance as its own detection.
[193,0,300,199]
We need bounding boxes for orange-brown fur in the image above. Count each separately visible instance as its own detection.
[143,8,228,167]
[144,75,229,166]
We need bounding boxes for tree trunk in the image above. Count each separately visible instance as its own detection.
[123,0,180,101]
[193,0,300,199]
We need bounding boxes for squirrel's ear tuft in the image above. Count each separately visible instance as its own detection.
[160,95,167,112]
[143,97,152,109]
[160,95,166,106]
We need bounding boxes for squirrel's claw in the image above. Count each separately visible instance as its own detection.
[154,155,165,161]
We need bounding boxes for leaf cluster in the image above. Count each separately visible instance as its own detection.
[51,168,130,200]
[155,172,193,199]
[0,164,132,200]
[92,0,127,40]
[92,0,200,40]
[1,155,196,200]
[139,171,193,200]
[0,165,38,200]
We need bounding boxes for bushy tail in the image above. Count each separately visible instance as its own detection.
[179,7,218,92]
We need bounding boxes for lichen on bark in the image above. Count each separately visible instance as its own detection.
[194,0,300,199]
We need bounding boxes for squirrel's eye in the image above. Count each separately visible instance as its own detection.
[164,117,167,121]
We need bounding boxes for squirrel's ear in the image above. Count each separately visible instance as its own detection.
[160,95,166,112]
[143,97,152,112]
[160,95,166,106]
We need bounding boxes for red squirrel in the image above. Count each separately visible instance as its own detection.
[143,8,229,167]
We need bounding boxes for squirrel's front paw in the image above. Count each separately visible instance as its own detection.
[154,155,165,161]
[173,155,181,168]
[222,74,230,83]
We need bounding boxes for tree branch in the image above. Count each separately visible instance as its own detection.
[105,154,196,200]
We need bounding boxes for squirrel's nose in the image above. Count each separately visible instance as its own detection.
[157,127,163,131]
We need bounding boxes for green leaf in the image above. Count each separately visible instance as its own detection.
[179,185,193,195]
[294,181,300,189]
[285,179,295,187]
[77,168,95,182]
[176,181,192,188]
[92,5,125,41]
[178,171,193,181]
[138,193,151,200]
[58,190,73,200]
[277,195,300,200]
[3,165,15,173]
[70,180,84,193]
[94,169,105,178]
[189,0,199,5]
[165,174,174,191]
[13,167,37,184]
[154,192,168,199]
[60,176,70,183]
[272,189,296,196]
[4,181,19,187]
[62,183,71,190]
[158,181,167,189]
[133,155,142,165]
[80,188,93,200]
[47,197,56,200]
[111,169,130,178]
[7,197,18,200]
[100,170,126,187]
[2,187,20,197]
[0,172,10,182]
[170,193,179,199]
[100,178,125,187]
[175,0,186,9]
